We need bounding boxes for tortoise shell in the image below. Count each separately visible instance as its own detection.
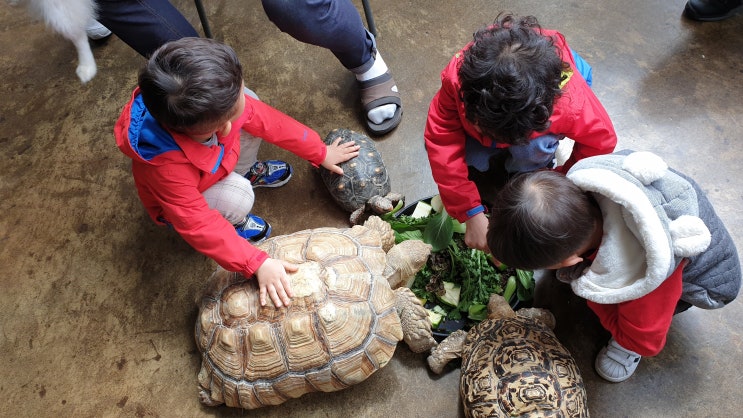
[460,313,588,418]
[319,128,391,213]
[195,223,405,409]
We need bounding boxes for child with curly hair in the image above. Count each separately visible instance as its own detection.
[424,13,617,253]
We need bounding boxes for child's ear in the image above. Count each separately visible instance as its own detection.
[216,120,232,137]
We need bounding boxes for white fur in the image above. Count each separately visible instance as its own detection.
[622,151,668,185]
[670,215,711,257]
[10,0,98,83]
[568,167,673,304]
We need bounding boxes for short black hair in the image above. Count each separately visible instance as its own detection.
[138,37,243,133]
[459,14,568,145]
[487,170,600,269]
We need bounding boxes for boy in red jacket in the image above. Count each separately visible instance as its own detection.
[424,14,617,254]
[114,38,359,307]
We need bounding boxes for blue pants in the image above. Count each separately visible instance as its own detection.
[95,0,374,71]
[466,134,561,174]
[96,0,198,57]
[261,0,375,72]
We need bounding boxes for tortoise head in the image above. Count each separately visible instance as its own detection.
[384,240,432,289]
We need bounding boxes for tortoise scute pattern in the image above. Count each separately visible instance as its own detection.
[460,316,588,418]
[195,219,429,409]
[320,129,391,213]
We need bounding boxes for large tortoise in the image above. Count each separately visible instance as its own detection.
[428,294,588,418]
[195,216,436,409]
[320,128,403,225]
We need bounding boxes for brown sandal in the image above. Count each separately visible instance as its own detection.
[358,71,402,135]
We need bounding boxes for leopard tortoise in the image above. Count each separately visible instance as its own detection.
[195,216,436,409]
[319,128,404,225]
[427,294,588,418]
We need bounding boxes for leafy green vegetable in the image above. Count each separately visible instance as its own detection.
[431,305,448,316]
[396,229,424,242]
[516,269,535,301]
[383,214,431,243]
[383,196,535,329]
[410,200,433,218]
[422,209,454,252]
[502,275,517,302]
[467,304,488,321]
[427,308,445,327]
[451,218,466,234]
[439,281,461,307]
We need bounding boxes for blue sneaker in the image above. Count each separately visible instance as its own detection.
[246,160,293,188]
[235,214,272,242]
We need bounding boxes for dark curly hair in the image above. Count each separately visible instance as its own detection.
[459,14,568,145]
[138,37,244,134]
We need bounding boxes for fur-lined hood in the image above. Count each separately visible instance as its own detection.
[566,151,711,304]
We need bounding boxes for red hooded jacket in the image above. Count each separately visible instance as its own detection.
[114,88,327,277]
[424,28,617,222]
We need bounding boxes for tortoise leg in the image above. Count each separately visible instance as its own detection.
[427,329,467,374]
[394,287,437,353]
[349,207,366,225]
[384,240,432,289]
[199,389,224,407]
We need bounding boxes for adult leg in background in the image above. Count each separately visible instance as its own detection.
[96,0,198,57]
[261,0,402,135]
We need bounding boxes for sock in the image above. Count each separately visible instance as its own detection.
[356,53,397,125]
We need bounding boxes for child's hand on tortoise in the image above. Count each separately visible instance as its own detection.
[321,136,360,175]
[254,258,298,307]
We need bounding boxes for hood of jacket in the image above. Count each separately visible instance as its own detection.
[566,150,711,304]
[114,88,228,175]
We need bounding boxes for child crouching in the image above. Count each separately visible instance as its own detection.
[487,150,741,382]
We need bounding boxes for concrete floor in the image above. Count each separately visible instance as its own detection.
[1,0,742,417]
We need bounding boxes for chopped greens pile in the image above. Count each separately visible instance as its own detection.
[382,196,535,330]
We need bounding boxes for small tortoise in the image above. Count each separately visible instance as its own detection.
[428,294,588,418]
[320,128,403,225]
[195,216,436,409]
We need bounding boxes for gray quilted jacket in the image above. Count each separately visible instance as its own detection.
[564,150,740,309]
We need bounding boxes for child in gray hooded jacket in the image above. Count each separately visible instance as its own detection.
[487,150,741,382]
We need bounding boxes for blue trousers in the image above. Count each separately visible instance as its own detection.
[466,134,561,174]
[95,0,374,71]
[261,0,375,72]
[96,0,198,57]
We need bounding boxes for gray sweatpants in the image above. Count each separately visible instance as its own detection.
[202,88,263,226]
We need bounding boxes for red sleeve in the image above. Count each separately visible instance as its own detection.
[240,96,327,167]
[547,31,617,172]
[424,56,484,223]
[552,84,617,172]
[137,163,269,277]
